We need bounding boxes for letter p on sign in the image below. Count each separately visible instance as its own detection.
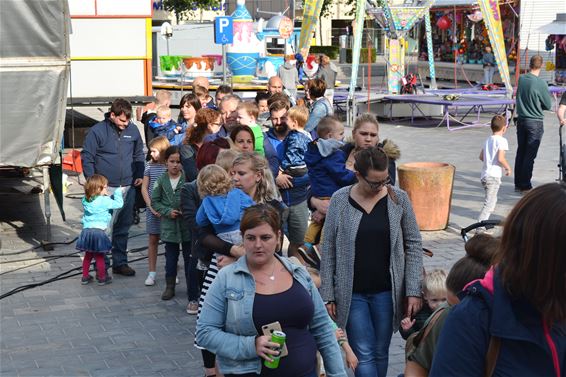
[214,16,233,45]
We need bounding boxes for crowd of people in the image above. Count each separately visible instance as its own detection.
[76,61,565,377]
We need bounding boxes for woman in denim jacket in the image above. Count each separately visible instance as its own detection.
[304,78,333,139]
[196,204,346,377]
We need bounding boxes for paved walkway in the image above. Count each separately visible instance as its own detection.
[0,111,560,376]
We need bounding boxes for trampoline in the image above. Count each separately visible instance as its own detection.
[425,86,507,96]
[382,94,514,130]
[333,91,387,114]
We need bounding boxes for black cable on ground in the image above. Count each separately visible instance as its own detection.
[0,248,165,300]
[0,237,78,257]
[0,233,146,259]
[0,233,159,299]
[0,252,81,268]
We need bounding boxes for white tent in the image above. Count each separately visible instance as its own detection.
[0,0,70,167]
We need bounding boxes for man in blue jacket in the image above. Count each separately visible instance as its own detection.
[81,98,145,276]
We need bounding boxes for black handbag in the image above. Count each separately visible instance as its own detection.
[134,185,147,209]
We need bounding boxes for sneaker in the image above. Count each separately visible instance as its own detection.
[144,275,156,286]
[297,244,321,270]
[112,265,136,276]
[97,276,113,286]
[81,275,93,285]
[186,301,199,315]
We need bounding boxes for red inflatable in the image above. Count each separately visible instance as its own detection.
[437,16,452,30]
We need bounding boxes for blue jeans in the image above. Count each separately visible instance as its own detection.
[483,66,495,84]
[514,118,544,190]
[105,185,135,269]
[346,291,394,377]
[164,241,200,301]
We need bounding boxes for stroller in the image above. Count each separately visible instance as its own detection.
[559,124,566,183]
[400,72,418,94]
[460,220,501,242]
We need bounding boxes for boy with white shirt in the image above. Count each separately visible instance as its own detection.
[478,115,512,224]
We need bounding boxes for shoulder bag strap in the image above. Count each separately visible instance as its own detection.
[412,306,447,348]
[484,336,501,377]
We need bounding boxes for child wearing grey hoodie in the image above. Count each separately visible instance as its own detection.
[277,56,300,99]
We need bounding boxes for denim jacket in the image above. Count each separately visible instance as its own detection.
[304,97,333,132]
[196,255,347,376]
[281,130,311,170]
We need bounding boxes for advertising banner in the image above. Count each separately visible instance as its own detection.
[478,0,513,98]
[298,0,324,55]
[348,0,366,97]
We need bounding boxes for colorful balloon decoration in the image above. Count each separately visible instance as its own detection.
[437,16,452,30]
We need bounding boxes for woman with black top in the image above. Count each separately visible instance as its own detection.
[309,114,400,237]
[196,204,346,377]
[188,152,286,377]
[320,146,423,377]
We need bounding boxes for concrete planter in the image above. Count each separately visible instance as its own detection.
[397,162,455,231]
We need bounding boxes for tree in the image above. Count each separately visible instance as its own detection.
[163,0,222,23]
[320,0,334,18]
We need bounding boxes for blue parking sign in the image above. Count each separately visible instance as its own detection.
[214,16,233,45]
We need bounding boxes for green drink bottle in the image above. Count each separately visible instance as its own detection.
[264,330,286,369]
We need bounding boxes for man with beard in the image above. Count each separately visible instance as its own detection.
[204,94,241,142]
[265,100,310,259]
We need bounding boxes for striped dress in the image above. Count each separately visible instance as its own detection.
[195,230,242,349]
[144,162,167,235]
[195,253,218,350]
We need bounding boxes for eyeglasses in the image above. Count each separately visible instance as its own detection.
[361,175,390,190]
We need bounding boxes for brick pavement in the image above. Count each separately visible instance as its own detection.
[0,111,560,377]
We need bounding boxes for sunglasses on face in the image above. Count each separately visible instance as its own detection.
[361,175,390,190]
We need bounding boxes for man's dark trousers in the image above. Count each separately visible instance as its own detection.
[514,118,544,190]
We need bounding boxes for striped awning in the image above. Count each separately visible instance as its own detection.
[431,0,477,6]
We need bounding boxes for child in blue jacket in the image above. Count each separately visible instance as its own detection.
[300,117,356,267]
[149,106,182,145]
[76,174,123,285]
[196,164,254,253]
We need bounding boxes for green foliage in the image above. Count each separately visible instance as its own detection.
[310,46,340,60]
[344,0,357,16]
[320,0,334,18]
[346,48,376,63]
[163,0,221,22]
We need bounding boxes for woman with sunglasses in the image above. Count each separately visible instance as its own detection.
[320,146,424,377]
